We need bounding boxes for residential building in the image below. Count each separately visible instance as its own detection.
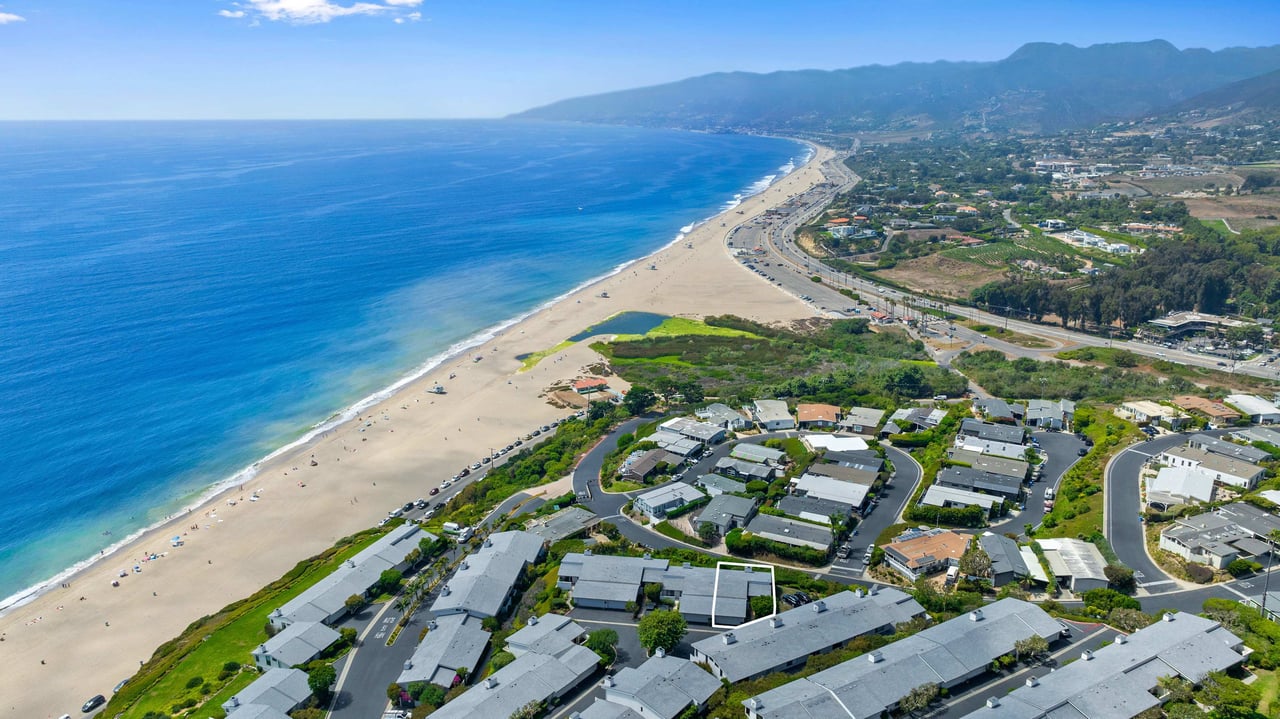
[752,399,795,431]
[691,588,926,682]
[696,494,758,535]
[648,431,702,458]
[222,668,311,716]
[251,620,340,670]
[801,434,870,453]
[946,448,1030,480]
[804,462,878,485]
[1231,426,1280,446]
[796,403,841,429]
[695,473,747,497]
[659,417,727,445]
[936,466,1022,501]
[730,443,787,465]
[956,437,1033,461]
[426,639,598,719]
[270,523,429,629]
[662,563,773,625]
[1147,466,1215,508]
[839,406,886,435]
[791,472,871,509]
[601,650,722,719]
[713,457,776,482]
[524,506,600,543]
[776,495,853,525]
[885,407,947,434]
[1173,395,1241,425]
[822,449,885,475]
[1037,538,1109,592]
[397,613,490,688]
[978,533,1030,587]
[1159,504,1280,568]
[1185,433,1271,464]
[1226,393,1280,424]
[631,483,706,521]
[744,514,833,551]
[1117,400,1189,428]
[743,599,1063,719]
[578,699,646,719]
[621,448,684,482]
[430,531,545,619]
[1024,399,1074,429]
[972,612,1246,719]
[974,398,1018,424]
[882,528,970,580]
[695,403,750,431]
[920,485,1001,516]
[1159,446,1265,489]
[557,551,669,611]
[506,613,586,657]
[573,377,609,394]
[959,419,1026,446]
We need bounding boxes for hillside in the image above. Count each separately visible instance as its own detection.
[1172,67,1280,119]
[513,40,1280,134]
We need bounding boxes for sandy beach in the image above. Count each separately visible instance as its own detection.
[0,144,834,719]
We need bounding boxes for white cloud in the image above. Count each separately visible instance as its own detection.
[0,11,25,24]
[240,0,392,24]
[218,9,246,18]
[384,0,421,6]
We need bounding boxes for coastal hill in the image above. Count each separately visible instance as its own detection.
[512,40,1280,134]
[1170,67,1280,121]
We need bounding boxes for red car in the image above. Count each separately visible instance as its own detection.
[429,487,439,495]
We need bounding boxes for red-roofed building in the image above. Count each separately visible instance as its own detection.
[796,403,841,429]
[573,378,609,394]
[827,217,850,225]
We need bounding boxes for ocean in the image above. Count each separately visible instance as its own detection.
[0,120,803,607]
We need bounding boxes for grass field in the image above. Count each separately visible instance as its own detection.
[960,320,1052,349]
[519,340,576,372]
[1203,218,1241,236]
[113,529,387,719]
[1257,669,1279,717]
[610,316,761,342]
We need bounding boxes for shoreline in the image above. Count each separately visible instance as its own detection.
[0,143,813,618]
[0,142,833,719]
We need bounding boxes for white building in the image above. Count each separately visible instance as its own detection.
[752,400,795,431]
[632,483,706,521]
[1227,394,1280,424]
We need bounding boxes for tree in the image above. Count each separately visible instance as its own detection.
[344,594,366,613]
[585,628,619,666]
[958,541,992,580]
[899,682,939,716]
[308,664,336,702]
[509,700,545,719]
[623,386,657,416]
[1107,607,1154,632]
[1081,588,1140,613]
[1198,671,1261,719]
[416,683,446,709]
[376,569,403,595]
[698,521,720,542]
[1013,635,1049,661]
[637,609,687,654]
[386,682,404,703]
[1156,675,1195,705]
[1104,564,1136,594]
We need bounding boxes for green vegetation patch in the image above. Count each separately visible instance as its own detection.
[955,350,1194,403]
[518,340,576,372]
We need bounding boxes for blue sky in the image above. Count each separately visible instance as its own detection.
[1,0,1277,119]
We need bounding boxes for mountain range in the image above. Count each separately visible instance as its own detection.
[513,40,1280,134]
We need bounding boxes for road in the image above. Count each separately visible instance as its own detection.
[989,430,1087,535]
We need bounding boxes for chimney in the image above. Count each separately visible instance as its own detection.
[868,650,883,664]
[484,537,493,548]
[747,698,761,710]
[769,617,781,629]
[404,660,413,670]
[584,549,593,556]
[970,609,983,622]
[272,608,282,617]
[528,615,538,625]
[655,647,666,658]
[813,600,827,613]
[571,714,582,719]
[428,620,437,630]
[1116,634,1127,644]
[1163,612,1176,622]
[1025,676,1039,688]
[723,632,736,645]
[230,696,240,708]
[869,585,878,595]
[854,588,864,598]
[683,562,692,569]
[460,560,469,571]
[986,697,1000,709]
[603,675,615,688]
[1081,650,1093,661]
[441,585,451,596]
[644,552,652,560]
[346,559,356,568]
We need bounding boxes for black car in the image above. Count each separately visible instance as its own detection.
[82,695,106,713]
[794,591,811,604]
[1077,448,1088,456]
[781,594,800,607]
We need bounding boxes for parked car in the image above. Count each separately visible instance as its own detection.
[81,695,106,713]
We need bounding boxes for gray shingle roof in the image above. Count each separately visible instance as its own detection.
[397,612,490,687]
[970,613,1244,719]
[697,474,748,495]
[579,699,647,719]
[256,620,340,668]
[606,653,721,719]
[978,533,1030,579]
[696,494,757,531]
[428,643,599,719]
[937,466,1023,498]
[506,613,586,657]
[223,668,310,715]
[961,418,1026,445]
[744,599,1062,719]
[776,495,853,523]
[692,588,924,682]
[430,531,544,618]
[744,514,833,550]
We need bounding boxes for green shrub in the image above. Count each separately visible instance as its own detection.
[184,676,203,690]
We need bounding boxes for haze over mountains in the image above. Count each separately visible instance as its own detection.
[514,40,1280,133]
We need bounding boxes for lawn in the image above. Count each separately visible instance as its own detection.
[602,479,645,493]
[518,340,576,372]
[112,529,387,719]
[1255,668,1279,716]
[610,316,761,342]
